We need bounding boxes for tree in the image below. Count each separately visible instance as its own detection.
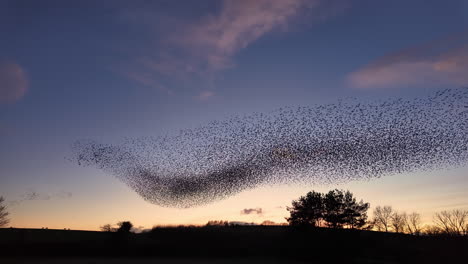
[206,220,229,226]
[260,220,277,226]
[423,225,442,236]
[433,209,467,236]
[286,191,324,227]
[117,221,133,233]
[287,189,370,229]
[372,206,393,232]
[342,190,370,229]
[100,224,115,232]
[405,212,422,235]
[0,196,9,227]
[390,211,406,233]
[322,190,346,228]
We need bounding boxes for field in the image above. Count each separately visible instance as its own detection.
[0,227,467,263]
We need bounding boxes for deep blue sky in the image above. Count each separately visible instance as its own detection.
[1,0,468,229]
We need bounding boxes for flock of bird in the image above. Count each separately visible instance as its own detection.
[72,88,468,208]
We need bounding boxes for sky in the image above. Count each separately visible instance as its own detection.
[1,0,468,231]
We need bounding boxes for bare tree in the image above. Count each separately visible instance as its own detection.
[405,212,422,235]
[0,196,9,227]
[372,206,393,232]
[423,225,442,236]
[390,211,406,233]
[100,224,115,232]
[434,209,468,236]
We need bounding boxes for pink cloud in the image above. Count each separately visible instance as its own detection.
[171,0,320,72]
[348,33,468,89]
[124,0,343,96]
[195,90,216,101]
[0,61,28,104]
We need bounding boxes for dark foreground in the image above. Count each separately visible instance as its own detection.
[1,227,467,263]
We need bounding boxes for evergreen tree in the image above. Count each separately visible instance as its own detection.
[286,191,324,227]
[287,190,370,229]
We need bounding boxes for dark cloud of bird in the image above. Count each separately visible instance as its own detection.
[72,88,468,208]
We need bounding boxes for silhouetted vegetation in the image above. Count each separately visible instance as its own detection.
[372,205,393,232]
[433,209,468,236]
[287,190,468,238]
[100,224,115,232]
[286,189,370,229]
[404,212,422,235]
[0,196,9,228]
[117,221,133,233]
[205,220,229,226]
[1,191,467,263]
[371,206,468,236]
[99,221,135,233]
[390,211,406,233]
[1,226,467,263]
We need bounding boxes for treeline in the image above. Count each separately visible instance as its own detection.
[100,221,133,233]
[372,205,468,236]
[287,190,468,236]
[97,189,467,236]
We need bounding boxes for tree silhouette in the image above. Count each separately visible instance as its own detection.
[342,190,370,229]
[434,209,467,236]
[100,224,115,232]
[0,196,9,227]
[322,189,370,229]
[117,221,133,233]
[390,211,406,233]
[405,212,422,235]
[286,191,324,227]
[206,220,229,226]
[287,190,369,229]
[373,206,393,232]
[323,190,346,228]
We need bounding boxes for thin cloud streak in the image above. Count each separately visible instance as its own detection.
[348,32,468,89]
[0,61,28,104]
[8,190,73,206]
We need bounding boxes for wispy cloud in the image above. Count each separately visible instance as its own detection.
[195,90,216,101]
[348,32,468,89]
[241,207,263,215]
[9,190,72,206]
[170,0,320,72]
[0,61,28,104]
[124,0,343,96]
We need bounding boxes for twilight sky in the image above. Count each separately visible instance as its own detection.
[1,0,468,230]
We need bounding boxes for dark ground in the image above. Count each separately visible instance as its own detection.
[1,227,467,263]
